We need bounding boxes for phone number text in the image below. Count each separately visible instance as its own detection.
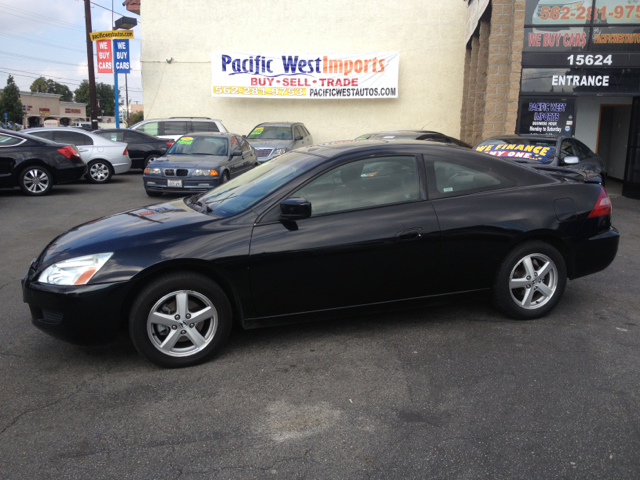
[213,86,305,96]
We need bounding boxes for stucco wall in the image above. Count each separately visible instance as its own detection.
[141,0,467,143]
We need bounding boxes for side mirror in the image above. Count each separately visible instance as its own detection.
[280,198,311,221]
[295,135,304,141]
[160,147,167,155]
[232,150,242,156]
[563,156,580,165]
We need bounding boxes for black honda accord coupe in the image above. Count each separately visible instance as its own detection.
[22,140,619,368]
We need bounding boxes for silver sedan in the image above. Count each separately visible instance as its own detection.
[25,127,131,183]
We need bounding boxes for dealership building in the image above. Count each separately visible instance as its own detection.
[140,0,640,198]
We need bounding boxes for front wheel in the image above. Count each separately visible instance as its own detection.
[144,154,159,168]
[85,160,113,183]
[129,272,232,368]
[492,241,567,320]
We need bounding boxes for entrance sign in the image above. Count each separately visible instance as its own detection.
[96,40,113,73]
[114,39,131,74]
[518,98,576,135]
[211,52,400,99]
[521,68,640,95]
[90,30,134,41]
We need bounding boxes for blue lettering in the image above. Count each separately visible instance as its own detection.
[282,56,299,74]
[232,59,241,73]
[222,55,232,72]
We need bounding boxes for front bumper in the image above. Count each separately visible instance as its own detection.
[22,277,130,346]
[143,175,223,193]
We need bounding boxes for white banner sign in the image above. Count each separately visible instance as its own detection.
[211,51,399,100]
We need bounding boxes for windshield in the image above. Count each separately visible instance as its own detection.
[475,138,556,163]
[168,136,228,156]
[197,151,318,217]
[248,126,292,141]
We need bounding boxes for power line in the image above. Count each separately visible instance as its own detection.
[90,1,142,23]
[0,6,85,33]
[0,32,87,54]
[0,50,142,71]
[0,67,143,91]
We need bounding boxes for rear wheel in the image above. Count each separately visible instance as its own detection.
[19,166,53,196]
[129,272,232,368]
[144,154,159,168]
[492,241,567,320]
[85,160,113,183]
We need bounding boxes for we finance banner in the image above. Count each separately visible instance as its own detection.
[211,51,399,99]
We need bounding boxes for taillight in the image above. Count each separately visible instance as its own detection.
[57,146,80,159]
[123,147,129,156]
[588,187,612,218]
[166,142,173,147]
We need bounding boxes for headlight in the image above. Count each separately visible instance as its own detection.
[38,253,113,286]
[272,148,287,156]
[192,169,219,176]
[145,167,162,175]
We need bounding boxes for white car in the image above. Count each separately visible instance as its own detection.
[129,117,228,142]
[25,127,131,183]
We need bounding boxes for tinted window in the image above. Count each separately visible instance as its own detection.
[123,131,146,143]
[248,126,293,140]
[426,153,541,199]
[96,131,123,142]
[163,121,188,135]
[138,122,159,135]
[419,134,450,144]
[293,156,420,216]
[574,139,593,158]
[27,131,54,141]
[192,121,219,133]
[560,140,578,159]
[55,131,93,146]
[0,133,25,146]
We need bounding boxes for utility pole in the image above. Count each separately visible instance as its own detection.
[125,74,129,126]
[83,0,98,131]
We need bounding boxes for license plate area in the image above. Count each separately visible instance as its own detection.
[167,179,182,187]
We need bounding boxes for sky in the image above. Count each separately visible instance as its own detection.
[0,0,143,105]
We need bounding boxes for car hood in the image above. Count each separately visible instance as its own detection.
[148,154,229,168]
[246,139,292,150]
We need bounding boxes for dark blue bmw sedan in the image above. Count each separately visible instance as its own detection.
[143,132,257,197]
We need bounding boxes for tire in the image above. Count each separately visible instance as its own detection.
[492,241,567,320]
[145,189,163,197]
[129,272,232,368]
[221,171,230,184]
[85,160,113,183]
[19,166,53,196]
[144,154,159,168]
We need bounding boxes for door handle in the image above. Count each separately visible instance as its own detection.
[396,229,422,240]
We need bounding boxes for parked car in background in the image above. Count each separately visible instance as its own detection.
[129,117,228,142]
[474,134,607,183]
[25,127,131,184]
[0,129,86,196]
[246,122,313,164]
[22,140,619,367]
[143,132,257,196]
[70,121,91,131]
[356,130,472,148]
[94,128,174,169]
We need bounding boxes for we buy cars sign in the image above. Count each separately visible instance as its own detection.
[96,40,113,73]
[211,51,399,99]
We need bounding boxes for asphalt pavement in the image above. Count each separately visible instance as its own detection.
[0,173,639,479]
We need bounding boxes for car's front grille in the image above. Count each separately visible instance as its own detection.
[256,148,273,158]
[177,169,188,177]
[164,169,175,177]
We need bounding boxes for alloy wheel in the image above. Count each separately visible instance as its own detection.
[23,168,50,194]
[90,162,110,182]
[146,290,218,357]
[508,253,558,309]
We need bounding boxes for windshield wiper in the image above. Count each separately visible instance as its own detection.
[185,194,210,213]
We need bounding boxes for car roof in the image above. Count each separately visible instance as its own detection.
[177,132,237,138]
[25,127,125,144]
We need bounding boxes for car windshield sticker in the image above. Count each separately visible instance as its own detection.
[475,143,555,162]
[249,127,264,137]
[177,137,194,145]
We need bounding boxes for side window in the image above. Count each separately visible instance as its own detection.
[138,122,159,135]
[419,134,450,144]
[164,121,188,135]
[560,140,578,159]
[0,133,25,146]
[293,156,420,216]
[123,131,143,143]
[229,136,240,152]
[574,139,593,158]
[300,126,310,136]
[27,131,54,141]
[294,126,304,139]
[103,131,124,142]
[240,138,251,152]
[192,121,219,133]
[430,158,508,197]
[56,131,93,146]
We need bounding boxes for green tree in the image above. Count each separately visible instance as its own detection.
[0,75,24,125]
[74,80,116,116]
[30,77,73,102]
[130,110,143,124]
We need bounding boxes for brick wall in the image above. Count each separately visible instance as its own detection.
[460,0,526,146]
